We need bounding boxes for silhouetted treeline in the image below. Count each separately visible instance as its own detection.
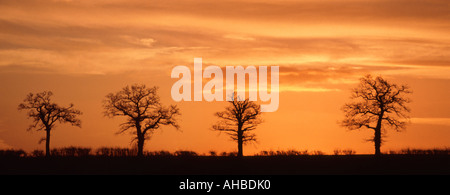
[1,148,448,158]
[96,147,138,157]
[388,148,450,155]
[333,149,357,155]
[256,150,324,156]
[0,147,236,157]
[0,149,27,157]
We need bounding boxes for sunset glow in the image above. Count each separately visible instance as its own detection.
[1,0,449,155]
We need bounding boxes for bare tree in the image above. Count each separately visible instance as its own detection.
[341,75,412,156]
[212,95,263,157]
[103,84,180,157]
[18,91,82,157]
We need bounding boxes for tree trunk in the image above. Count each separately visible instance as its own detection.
[237,129,243,157]
[374,127,381,156]
[136,123,144,157]
[374,113,384,156]
[137,136,144,157]
[45,129,51,157]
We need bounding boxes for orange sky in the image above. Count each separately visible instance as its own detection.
[0,0,449,155]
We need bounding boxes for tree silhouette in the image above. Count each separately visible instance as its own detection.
[103,84,180,157]
[341,75,412,156]
[18,91,82,157]
[212,94,263,157]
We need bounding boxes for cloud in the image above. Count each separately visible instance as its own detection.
[0,139,12,149]
[139,38,156,47]
[0,64,58,74]
[280,85,340,93]
[279,64,380,85]
[0,0,449,81]
[411,117,450,126]
[224,34,255,41]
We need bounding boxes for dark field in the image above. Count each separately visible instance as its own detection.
[1,155,448,175]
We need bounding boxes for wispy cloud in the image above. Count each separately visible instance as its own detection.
[0,139,12,149]
[411,118,450,126]
[223,34,255,41]
[280,85,341,93]
[0,0,449,81]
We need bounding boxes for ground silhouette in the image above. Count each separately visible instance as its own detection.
[0,148,448,174]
